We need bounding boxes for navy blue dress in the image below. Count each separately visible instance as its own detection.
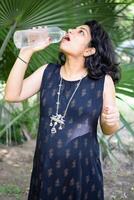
[27,63,105,200]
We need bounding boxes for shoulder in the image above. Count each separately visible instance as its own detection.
[104,74,115,93]
[103,74,116,101]
[104,74,114,84]
[41,63,58,73]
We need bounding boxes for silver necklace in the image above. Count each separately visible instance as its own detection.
[49,71,87,135]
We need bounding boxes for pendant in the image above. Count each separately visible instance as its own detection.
[49,114,65,134]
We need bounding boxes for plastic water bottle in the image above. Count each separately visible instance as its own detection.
[13,26,66,49]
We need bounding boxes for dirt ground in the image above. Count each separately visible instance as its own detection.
[0,135,134,200]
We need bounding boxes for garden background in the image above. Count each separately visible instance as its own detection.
[0,0,134,199]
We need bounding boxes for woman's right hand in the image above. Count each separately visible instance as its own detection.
[19,36,52,55]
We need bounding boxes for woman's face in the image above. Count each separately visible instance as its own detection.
[59,25,93,57]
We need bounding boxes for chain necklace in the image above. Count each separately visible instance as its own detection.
[49,70,87,135]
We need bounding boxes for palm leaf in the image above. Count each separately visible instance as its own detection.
[116,63,134,97]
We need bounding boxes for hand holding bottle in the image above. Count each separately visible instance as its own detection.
[13,26,66,51]
[19,36,52,54]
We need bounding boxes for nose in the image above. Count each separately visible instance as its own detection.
[68,28,75,34]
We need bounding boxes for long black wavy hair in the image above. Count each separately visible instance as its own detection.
[58,20,121,84]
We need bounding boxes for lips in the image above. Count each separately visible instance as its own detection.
[63,34,71,41]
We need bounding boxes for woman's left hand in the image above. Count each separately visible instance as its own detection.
[101,105,120,126]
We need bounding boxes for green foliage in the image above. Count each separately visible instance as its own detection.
[116,63,134,97]
[0,184,21,200]
[0,98,39,144]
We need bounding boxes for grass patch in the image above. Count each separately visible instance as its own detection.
[0,184,22,200]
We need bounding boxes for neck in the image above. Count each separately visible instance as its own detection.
[61,56,88,78]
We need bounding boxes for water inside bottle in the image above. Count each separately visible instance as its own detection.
[49,32,65,43]
[13,27,66,48]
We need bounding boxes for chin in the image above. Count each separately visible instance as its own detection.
[60,42,84,57]
[59,46,77,57]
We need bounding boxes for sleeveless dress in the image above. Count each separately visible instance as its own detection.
[27,63,105,200]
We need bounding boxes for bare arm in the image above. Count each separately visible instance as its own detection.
[4,49,32,102]
[4,61,48,102]
[4,37,51,103]
[100,74,120,135]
